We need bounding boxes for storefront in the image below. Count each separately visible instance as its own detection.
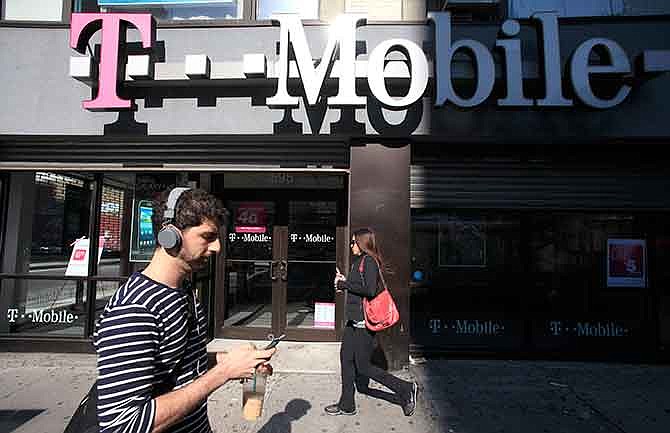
[409,145,670,360]
[0,169,351,347]
[2,4,670,367]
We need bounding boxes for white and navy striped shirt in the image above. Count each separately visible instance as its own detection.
[93,272,212,433]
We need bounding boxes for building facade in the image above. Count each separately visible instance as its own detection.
[2,0,670,369]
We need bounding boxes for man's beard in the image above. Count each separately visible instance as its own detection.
[189,256,209,271]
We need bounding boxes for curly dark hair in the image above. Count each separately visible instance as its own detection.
[152,188,227,238]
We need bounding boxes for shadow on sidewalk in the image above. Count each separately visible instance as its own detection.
[257,399,311,433]
[412,359,670,433]
[0,409,45,433]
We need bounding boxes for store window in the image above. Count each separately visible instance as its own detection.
[507,0,670,18]
[1,0,67,22]
[91,0,244,20]
[0,172,93,337]
[426,0,502,22]
[527,213,652,351]
[92,175,132,322]
[0,170,208,339]
[257,0,318,20]
[411,208,663,354]
[345,0,403,21]
[0,174,5,264]
[72,0,320,22]
[30,172,93,274]
[410,211,524,349]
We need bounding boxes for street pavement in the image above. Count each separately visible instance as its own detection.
[1,352,669,433]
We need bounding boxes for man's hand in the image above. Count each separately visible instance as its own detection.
[213,345,276,386]
[153,344,274,433]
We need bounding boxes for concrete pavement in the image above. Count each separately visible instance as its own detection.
[413,358,670,433]
[1,351,669,433]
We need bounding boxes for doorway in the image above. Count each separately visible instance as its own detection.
[213,172,348,342]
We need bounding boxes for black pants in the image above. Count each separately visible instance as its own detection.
[337,325,412,412]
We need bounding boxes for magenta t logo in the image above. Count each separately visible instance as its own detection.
[70,13,155,111]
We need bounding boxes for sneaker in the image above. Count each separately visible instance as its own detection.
[324,403,357,416]
[402,381,418,416]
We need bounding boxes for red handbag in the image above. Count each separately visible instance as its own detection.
[358,257,400,331]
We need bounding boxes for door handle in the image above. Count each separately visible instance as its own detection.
[280,260,288,282]
[270,260,287,281]
[271,260,278,281]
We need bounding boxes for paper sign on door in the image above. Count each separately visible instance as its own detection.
[314,302,336,329]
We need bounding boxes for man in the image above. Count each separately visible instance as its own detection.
[94,188,275,433]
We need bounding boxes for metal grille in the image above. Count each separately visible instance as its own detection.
[0,137,350,168]
[411,159,670,210]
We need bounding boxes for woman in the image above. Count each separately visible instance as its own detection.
[325,228,418,416]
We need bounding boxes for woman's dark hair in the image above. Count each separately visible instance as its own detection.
[352,227,386,273]
[153,188,227,237]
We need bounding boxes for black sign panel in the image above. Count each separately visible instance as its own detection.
[532,319,642,351]
[412,316,524,349]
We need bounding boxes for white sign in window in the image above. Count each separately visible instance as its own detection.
[314,302,335,329]
[65,237,106,277]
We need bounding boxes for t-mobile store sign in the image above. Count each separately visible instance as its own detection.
[69,12,670,113]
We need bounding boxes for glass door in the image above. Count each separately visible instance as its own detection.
[220,200,277,340]
[216,173,347,342]
[282,200,340,340]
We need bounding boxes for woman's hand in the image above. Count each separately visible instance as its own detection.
[334,273,345,292]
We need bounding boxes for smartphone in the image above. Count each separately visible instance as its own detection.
[137,201,155,250]
[264,334,286,350]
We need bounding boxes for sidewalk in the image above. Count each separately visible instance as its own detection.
[1,352,669,433]
[413,358,670,433]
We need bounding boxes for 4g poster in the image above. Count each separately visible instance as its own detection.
[607,239,647,288]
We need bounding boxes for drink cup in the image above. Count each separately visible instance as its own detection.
[242,370,267,421]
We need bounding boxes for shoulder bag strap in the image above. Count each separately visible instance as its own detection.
[358,256,387,296]
[373,258,388,291]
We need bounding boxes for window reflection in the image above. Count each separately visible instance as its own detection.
[286,262,335,329]
[224,261,272,328]
[528,213,640,317]
[1,278,87,337]
[288,201,336,261]
[257,0,319,20]
[75,0,244,21]
[410,210,663,350]
[410,211,524,348]
[3,0,63,21]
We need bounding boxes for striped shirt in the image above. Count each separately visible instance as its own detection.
[93,272,212,433]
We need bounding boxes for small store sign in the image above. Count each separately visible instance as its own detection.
[314,302,335,329]
[607,238,647,288]
[65,236,105,277]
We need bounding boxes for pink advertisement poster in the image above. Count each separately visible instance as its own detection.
[234,202,267,233]
[607,239,647,288]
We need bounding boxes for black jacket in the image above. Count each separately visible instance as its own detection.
[337,254,380,322]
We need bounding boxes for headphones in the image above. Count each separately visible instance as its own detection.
[157,187,191,251]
